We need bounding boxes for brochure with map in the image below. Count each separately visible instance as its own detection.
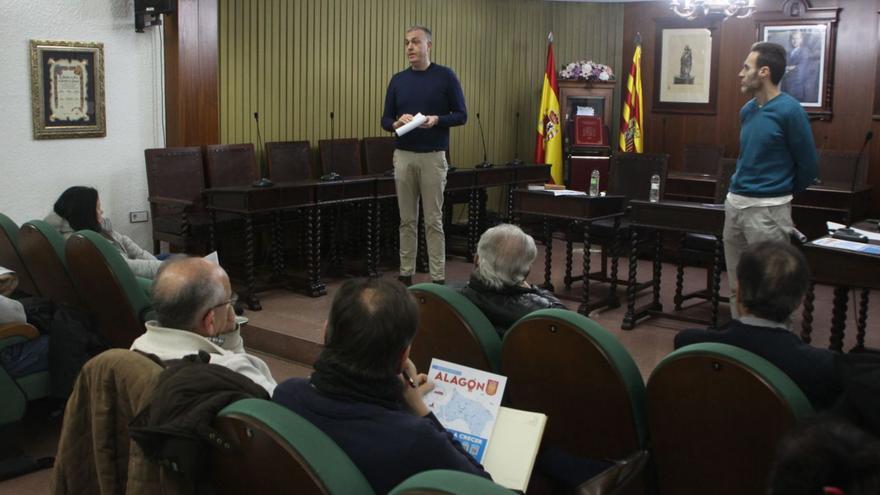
[424,359,547,491]
[424,359,507,463]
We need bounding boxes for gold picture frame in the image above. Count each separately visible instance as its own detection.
[30,40,106,139]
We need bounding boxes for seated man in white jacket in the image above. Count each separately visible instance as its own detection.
[130,257,276,394]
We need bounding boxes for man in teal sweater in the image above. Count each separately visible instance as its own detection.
[725,42,817,318]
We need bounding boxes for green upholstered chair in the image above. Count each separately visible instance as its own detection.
[501,309,648,493]
[646,342,815,495]
[65,231,154,349]
[0,213,41,297]
[389,470,514,495]
[211,398,374,495]
[18,220,83,308]
[0,322,51,480]
[408,283,502,373]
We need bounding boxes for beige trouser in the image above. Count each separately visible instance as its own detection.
[723,200,793,319]
[394,149,447,280]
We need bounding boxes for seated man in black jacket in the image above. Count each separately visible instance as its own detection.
[675,241,839,409]
[272,278,490,494]
[459,223,565,335]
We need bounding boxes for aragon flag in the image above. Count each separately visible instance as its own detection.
[619,34,644,153]
[535,33,563,185]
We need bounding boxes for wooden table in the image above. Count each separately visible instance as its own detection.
[513,190,626,314]
[622,200,727,330]
[800,222,880,352]
[666,171,873,240]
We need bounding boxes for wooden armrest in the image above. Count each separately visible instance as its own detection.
[0,322,39,341]
[149,196,196,207]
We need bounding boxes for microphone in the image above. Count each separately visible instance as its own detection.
[475,112,492,169]
[813,135,829,185]
[507,111,524,166]
[850,131,872,192]
[252,112,273,187]
[328,110,336,177]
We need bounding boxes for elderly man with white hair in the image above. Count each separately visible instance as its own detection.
[459,224,565,335]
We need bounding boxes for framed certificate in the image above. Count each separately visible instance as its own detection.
[30,40,106,139]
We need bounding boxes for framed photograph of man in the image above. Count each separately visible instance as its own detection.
[30,40,106,139]
[653,18,720,115]
[756,8,837,120]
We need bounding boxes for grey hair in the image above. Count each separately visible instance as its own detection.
[405,25,432,42]
[151,259,226,330]
[475,224,537,290]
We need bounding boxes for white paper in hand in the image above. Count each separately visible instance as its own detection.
[395,113,427,137]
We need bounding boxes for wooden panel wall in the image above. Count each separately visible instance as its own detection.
[165,0,220,146]
[217,0,624,171]
[623,0,880,215]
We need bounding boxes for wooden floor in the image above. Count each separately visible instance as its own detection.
[3,238,878,493]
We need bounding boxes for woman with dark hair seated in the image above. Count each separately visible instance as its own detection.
[44,186,162,279]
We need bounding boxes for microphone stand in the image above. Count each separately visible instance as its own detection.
[475,112,492,168]
[508,111,524,166]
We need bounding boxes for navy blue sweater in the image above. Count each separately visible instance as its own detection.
[730,93,817,197]
[272,378,490,494]
[674,320,839,409]
[381,63,467,152]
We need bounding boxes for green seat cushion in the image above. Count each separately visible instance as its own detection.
[508,308,649,448]
[389,470,514,495]
[409,283,502,371]
[656,342,814,418]
[218,398,374,494]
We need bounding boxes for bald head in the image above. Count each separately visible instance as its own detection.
[151,257,229,332]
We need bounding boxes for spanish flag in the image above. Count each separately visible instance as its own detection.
[619,35,643,153]
[535,33,563,185]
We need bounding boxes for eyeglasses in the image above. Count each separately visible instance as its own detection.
[210,294,238,312]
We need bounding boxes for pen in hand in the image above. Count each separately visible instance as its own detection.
[401,369,417,388]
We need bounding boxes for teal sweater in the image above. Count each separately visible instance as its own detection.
[730,93,817,197]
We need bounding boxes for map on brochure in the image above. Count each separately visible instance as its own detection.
[424,359,507,463]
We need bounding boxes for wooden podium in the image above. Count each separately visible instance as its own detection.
[559,80,616,192]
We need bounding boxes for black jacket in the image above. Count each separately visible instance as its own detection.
[129,352,269,484]
[459,273,566,336]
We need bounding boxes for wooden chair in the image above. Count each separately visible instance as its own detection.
[266,140,315,182]
[682,143,723,175]
[672,157,737,314]
[319,138,362,177]
[817,149,867,190]
[408,283,502,373]
[65,231,154,349]
[564,152,670,293]
[362,136,396,175]
[144,146,211,253]
[0,213,40,297]
[18,220,84,309]
[389,470,513,495]
[502,309,648,493]
[205,144,260,187]
[212,398,374,495]
[646,342,814,495]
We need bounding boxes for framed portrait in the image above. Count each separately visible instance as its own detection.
[652,18,720,115]
[756,2,838,120]
[30,40,106,139]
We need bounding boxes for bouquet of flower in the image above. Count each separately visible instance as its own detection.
[559,60,614,81]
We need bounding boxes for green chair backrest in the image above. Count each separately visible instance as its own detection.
[213,398,374,495]
[408,283,502,373]
[389,470,514,495]
[646,342,814,495]
[19,220,83,308]
[0,213,40,296]
[65,231,152,348]
[502,308,648,460]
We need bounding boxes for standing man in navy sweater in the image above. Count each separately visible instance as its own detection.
[381,25,467,285]
[725,42,817,318]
